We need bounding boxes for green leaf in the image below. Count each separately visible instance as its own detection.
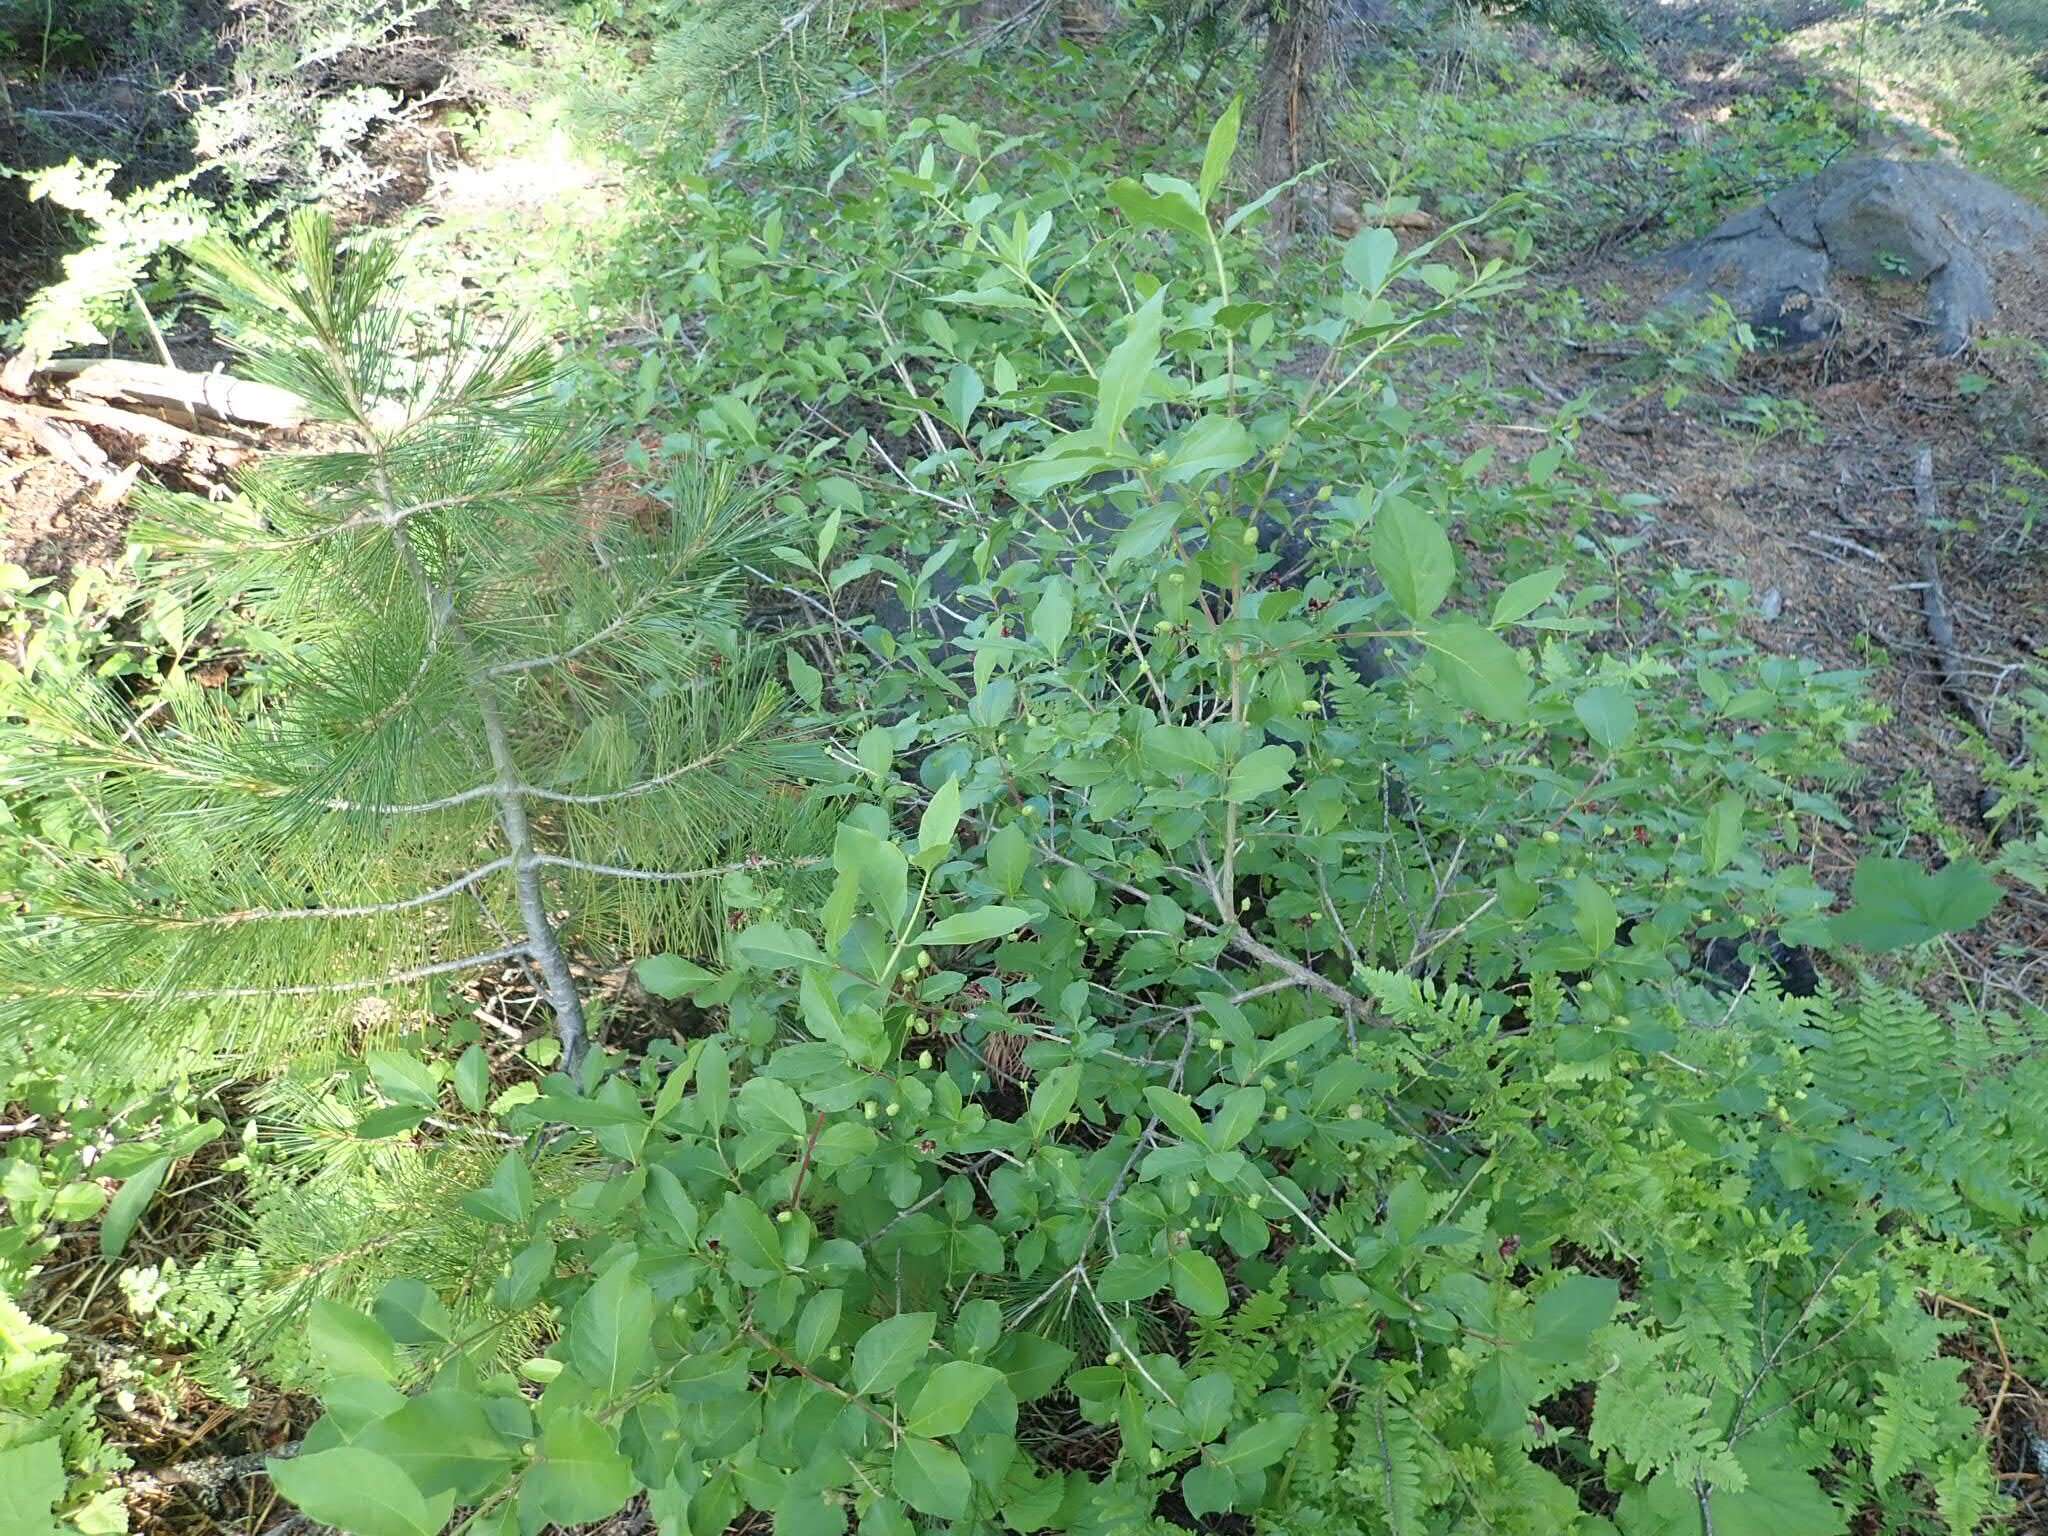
[737,1076,809,1140]
[893,1436,971,1519]
[736,922,827,970]
[1209,1086,1264,1150]
[634,954,715,999]
[1162,415,1254,485]
[496,1239,555,1310]
[905,1361,1006,1438]
[460,1149,534,1226]
[373,1278,452,1344]
[715,1194,788,1281]
[569,1255,655,1398]
[1214,1413,1307,1472]
[1008,434,1109,498]
[1032,576,1074,658]
[857,725,894,782]
[1370,499,1455,621]
[1573,685,1639,752]
[647,1166,700,1244]
[1142,724,1220,777]
[1620,1442,1845,1536]
[307,1302,396,1382]
[795,1289,843,1363]
[1109,177,1211,243]
[1098,1252,1170,1302]
[697,1041,730,1136]
[1423,618,1529,723]
[453,1044,489,1113]
[942,362,983,432]
[1702,793,1745,875]
[919,777,963,858]
[1523,1274,1619,1366]
[786,648,823,709]
[1108,501,1183,575]
[1226,744,1295,803]
[837,822,911,931]
[1198,96,1242,208]
[353,1106,428,1140]
[100,1153,169,1259]
[357,1389,517,1502]
[521,1410,635,1530]
[1092,288,1166,447]
[50,1182,104,1221]
[1474,1350,1543,1442]
[985,823,1030,894]
[852,1312,936,1396]
[1183,1460,1237,1518]
[1025,1064,1082,1141]
[268,1446,454,1536]
[1770,1137,1820,1191]
[1142,1087,1212,1148]
[1829,857,2002,951]
[1170,1249,1230,1317]
[0,1437,65,1536]
[914,906,1031,946]
[1342,226,1399,294]
[1571,876,1619,957]
[1492,566,1567,626]
[991,1334,1074,1401]
[367,1050,439,1108]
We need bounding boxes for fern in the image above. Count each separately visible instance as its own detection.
[1350,1393,1427,1535]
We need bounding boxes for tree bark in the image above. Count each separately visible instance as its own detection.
[1250,0,1335,241]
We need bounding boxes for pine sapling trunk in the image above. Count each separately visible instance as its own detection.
[391,527,590,1071]
[373,469,591,1074]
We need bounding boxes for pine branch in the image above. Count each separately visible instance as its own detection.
[16,943,529,1002]
[530,853,826,883]
[118,859,516,928]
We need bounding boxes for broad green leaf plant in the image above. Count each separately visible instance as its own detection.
[261,107,2034,1536]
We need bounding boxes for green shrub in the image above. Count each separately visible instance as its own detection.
[256,105,2029,1536]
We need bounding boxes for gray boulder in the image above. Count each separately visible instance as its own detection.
[1658,156,2048,354]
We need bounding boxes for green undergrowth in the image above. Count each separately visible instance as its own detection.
[3,17,2047,1536]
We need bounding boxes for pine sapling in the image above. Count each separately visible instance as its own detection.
[0,212,820,1077]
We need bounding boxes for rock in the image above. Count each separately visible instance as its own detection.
[1658,156,2048,354]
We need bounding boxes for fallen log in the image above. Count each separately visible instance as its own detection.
[0,400,142,506]
[18,357,309,430]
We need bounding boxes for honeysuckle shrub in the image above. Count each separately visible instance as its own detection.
[258,103,2039,1536]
